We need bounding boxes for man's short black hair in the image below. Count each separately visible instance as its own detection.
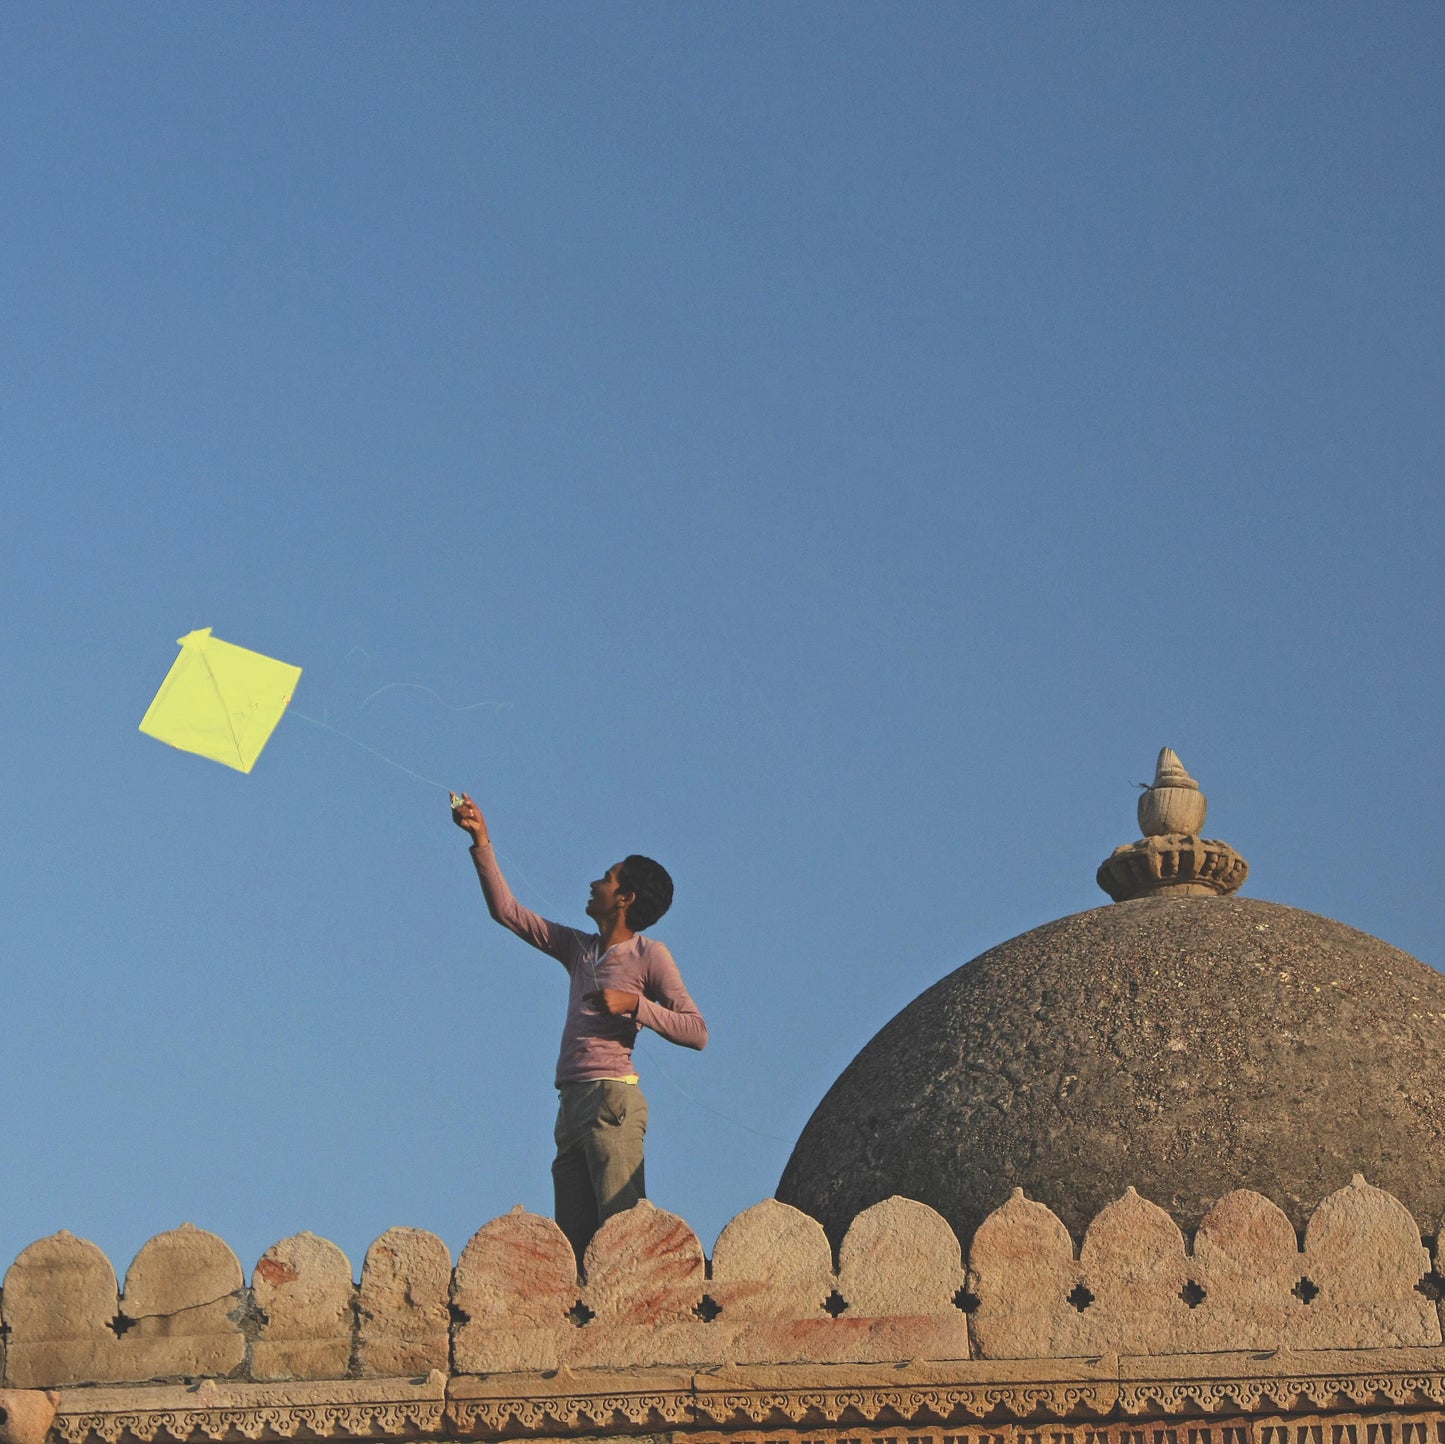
[618,855,673,931]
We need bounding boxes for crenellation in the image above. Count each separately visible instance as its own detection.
[450,1206,577,1374]
[1294,1178,1440,1349]
[114,1224,245,1382]
[1190,1190,1305,1350]
[1060,1188,1193,1357]
[357,1227,450,1378]
[250,1233,355,1381]
[4,1183,1445,1392]
[968,1188,1079,1359]
[2,1232,125,1387]
[709,1200,834,1319]
[708,1199,836,1364]
[574,1201,714,1367]
[832,1196,970,1362]
[583,1201,707,1324]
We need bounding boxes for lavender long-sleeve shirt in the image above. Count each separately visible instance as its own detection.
[469,842,708,1085]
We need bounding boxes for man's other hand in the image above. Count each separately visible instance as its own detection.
[586,989,640,1017]
[452,792,490,845]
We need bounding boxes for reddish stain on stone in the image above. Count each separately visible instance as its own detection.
[256,1256,299,1286]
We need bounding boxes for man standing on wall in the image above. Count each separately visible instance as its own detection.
[451,792,708,1267]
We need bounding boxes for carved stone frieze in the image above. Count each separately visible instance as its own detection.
[52,1377,447,1444]
[442,1362,1120,1438]
[1117,1351,1445,1417]
[40,1362,1445,1443]
[447,1368,697,1436]
[683,1420,1445,1444]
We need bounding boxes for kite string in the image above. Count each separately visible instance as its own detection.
[297,673,773,1133]
[358,682,507,715]
[633,1035,789,1143]
[300,658,775,1141]
[288,709,453,793]
[285,668,508,794]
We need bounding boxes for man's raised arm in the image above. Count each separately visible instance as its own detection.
[452,792,582,963]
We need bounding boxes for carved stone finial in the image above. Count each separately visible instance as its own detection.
[1137,747,1207,836]
[1098,749,1248,902]
[1150,747,1195,789]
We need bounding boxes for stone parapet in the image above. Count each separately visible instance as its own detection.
[969,1179,1438,1359]
[2,1177,1442,1399]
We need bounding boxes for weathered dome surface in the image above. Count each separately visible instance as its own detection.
[777,895,1445,1246]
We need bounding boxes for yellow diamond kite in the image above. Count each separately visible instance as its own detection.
[139,628,302,773]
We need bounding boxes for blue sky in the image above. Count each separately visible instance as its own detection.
[4,3,1443,1280]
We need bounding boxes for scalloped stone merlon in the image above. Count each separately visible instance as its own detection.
[1096,834,1248,902]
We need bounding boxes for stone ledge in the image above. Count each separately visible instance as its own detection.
[441,1355,1445,1436]
[30,1337,1445,1438]
[52,1376,447,1443]
[50,1355,1445,1444]
[446,1359,1120,1436]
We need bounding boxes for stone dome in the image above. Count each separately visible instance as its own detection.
[778,756,1445,1248]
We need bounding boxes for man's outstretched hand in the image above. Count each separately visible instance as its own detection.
[451,792,490,846]
[586,988,640,1017]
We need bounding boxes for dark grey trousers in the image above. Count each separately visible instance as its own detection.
[552,1079,648,1269]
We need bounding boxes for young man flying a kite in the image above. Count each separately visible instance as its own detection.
[451,793,708,1266]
